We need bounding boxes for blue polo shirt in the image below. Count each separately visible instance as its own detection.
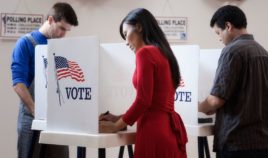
[11,30,47,87]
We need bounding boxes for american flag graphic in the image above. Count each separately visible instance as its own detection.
[54,56,85,82]
[179,78,185,87]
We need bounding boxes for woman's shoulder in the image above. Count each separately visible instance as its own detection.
[141,45,158,51]
[137,45,160,56]
[136,45,163,65]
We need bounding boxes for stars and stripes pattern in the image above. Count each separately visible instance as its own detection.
[54,56,85,82]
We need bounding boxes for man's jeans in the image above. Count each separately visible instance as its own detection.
[17,103,39,158]
[17,104,69,158]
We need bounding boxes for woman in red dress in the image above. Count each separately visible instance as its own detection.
[99,8,187,158]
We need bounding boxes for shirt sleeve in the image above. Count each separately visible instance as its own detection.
[123,48,155,125]
[11,37,32,87]
[211,49,243,100]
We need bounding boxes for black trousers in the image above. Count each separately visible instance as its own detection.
[216,148,268,158]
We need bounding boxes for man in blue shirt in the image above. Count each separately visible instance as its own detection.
[11,2,78,158]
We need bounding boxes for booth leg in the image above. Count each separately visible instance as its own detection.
[118,146,125,158]
[77,147,86,158]
[127,145,134,158]
[204,137,210,158]
[198,137,210,158]
[99,148,106,158]
[118,145,133,158]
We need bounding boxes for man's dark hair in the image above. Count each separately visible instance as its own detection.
[210,5,247,29]
[47,2,78,26]
[119,8,181,89]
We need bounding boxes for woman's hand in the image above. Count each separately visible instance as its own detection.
[99,111,121,122]
[99,121,118,133]
[99,118,128,133]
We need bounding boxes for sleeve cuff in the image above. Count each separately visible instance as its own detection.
[122,114,135,126]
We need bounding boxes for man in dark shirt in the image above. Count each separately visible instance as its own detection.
[199,5,268,158]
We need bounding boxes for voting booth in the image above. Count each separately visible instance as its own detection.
[34,36,221,134]
[46,37,99,134]
[172,45,200,125]
[99,44,136,116]
[198,49,221,121]
[35,45,48,121]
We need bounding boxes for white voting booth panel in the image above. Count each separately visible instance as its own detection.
[99,44,200,124]
[198,49,221,120]
[32,45,48,130]
[46,36,99,134]
[172,45,199,125]
[35,45,48,120]
[100,44,200,126]
[99,43,135,116]
[34,36,219,135]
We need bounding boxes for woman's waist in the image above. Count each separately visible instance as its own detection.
[148,104,174,113]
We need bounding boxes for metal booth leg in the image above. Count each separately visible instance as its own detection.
[99,148,106,158]
[77,147,86,158]
[198,137,210,158]
[118,145,133,158]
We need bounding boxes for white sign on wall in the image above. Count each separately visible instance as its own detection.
[1,13,43,38]
[156,17,187,42]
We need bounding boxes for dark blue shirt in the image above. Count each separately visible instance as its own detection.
[11,30,47,87]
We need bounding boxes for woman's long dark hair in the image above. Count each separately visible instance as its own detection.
[119,8,181,89]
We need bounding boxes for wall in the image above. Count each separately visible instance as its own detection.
[1,0,268,158]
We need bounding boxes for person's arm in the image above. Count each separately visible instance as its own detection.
[99,111,122,122]
[99,48,155,132]
[99,118,127,133]
[11,36,35,116]
[198,95,225,115]
[13,83,35,116]
[122,47,154,125]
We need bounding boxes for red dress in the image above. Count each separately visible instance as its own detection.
[123,45,187,158]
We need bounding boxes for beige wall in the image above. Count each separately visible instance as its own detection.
[1,0,267,158]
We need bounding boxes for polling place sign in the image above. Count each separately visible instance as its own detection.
[1,13,43,38]
[156,17,187,42]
